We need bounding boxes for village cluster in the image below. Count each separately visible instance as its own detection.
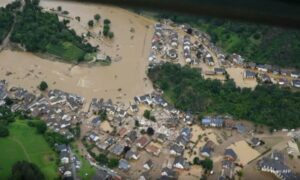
[1,73,300,180]
[78,90,300,179]
[0,80,83,178]
[149,20,300,89]
[1,20,300,180]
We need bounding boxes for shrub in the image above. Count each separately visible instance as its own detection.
[193,157,201,165]
[108,32,114,39]
[88,20,94,27]
[108,158,119,168]
[97,154,108,165]
[103,19,111,25]
[143,110,151,119]
[94,14,101,21]
[38,81,48,91]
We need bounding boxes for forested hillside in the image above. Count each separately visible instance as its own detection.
[155,13,300,69]
[148,63,300,129]
[0,7,14,43]
[10,0,96,62]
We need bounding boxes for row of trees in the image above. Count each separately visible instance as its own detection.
[88,14,114,39]
[148,63,300,129]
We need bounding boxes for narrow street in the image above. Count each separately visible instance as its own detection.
[68,145,78,180]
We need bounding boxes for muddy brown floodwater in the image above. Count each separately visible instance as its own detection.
[0,0,155,105]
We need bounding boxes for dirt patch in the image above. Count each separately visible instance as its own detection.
[227,140,260,165]
[100,121,113,133]
[226,67,257,89]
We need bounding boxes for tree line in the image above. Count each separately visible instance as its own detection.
[148,63,300,129]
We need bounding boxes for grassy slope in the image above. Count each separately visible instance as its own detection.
[0,120,58,179]
[46,42,85,62]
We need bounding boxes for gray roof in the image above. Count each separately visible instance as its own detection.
[56,144,68,152]
[175,135,189,146]
[125,150,138,160]
[201,141,214,155]
[170,143,184,155]
[214,68,226,73]
[126,130,138,142]
[173,156,189,169]
[92,169,113,180]
[91,117,101,125]
[60,151,69,159]
[157,133,167,142]
[224,149,237,160]
[271,151,284,162]
[244,70,256,77]
[110,143,124,155]
[258,151,300,180]
[292,79,300,86]
[161,167,176,178]
[119,159,130,170]
[222,160,235,169]
[250,137,261,146]
[144,160,153,168]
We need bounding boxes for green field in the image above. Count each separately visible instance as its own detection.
[0,120,58,179]
[46,42,86,62]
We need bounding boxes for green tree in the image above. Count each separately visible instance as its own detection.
[10,161,45,180]
[35,121,47,134]
[0,125,9,137]
[99,109,107,120]
[94,14,101,22]
[57,6,62,11]
[97,154,108,165]
[88,20,94,27]
[75,16,81,22]
[32,0,40,6]
[108,158,119,168]
[44,131,70,148]
[143,110,151,119]
[193,157,201,165]
[146,127,155,136]
[148,63,300,129]
[108,32,114,39]
[38,81,48,91]
[103,24,110,36]
[4,97,13,106]
[103,19,111,25]
[236,170,243,179]
[201,158,213,171]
